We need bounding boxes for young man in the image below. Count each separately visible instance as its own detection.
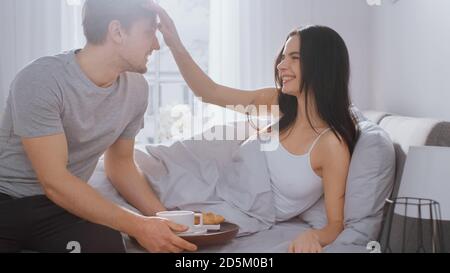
[0,0,196,253]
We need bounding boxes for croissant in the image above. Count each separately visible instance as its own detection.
[195,212,225,225]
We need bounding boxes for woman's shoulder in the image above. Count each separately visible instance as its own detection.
[316,129,351,160]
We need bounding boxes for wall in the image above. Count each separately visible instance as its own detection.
[311,0,373,111]
[371,0,450,120]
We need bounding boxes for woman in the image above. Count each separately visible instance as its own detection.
[149,3,359,253]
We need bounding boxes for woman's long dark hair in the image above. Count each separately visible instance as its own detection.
[275,26,359,154]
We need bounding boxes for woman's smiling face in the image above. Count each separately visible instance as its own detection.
[277,35,301,97]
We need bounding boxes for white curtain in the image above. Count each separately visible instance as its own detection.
[0,0,85,111]
[206,0,313,124]
[208,0,313,90]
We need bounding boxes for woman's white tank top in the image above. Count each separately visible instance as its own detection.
[264,128,331,222]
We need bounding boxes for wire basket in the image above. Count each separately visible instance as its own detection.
[381,197,446,253]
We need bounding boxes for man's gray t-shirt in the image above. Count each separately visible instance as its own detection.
[0,50,149,198]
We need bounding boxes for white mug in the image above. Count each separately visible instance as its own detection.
[156,211,203,233]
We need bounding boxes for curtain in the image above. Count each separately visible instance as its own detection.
[207,0,312,124]
[0,0,85,111]
[208,0,313,90]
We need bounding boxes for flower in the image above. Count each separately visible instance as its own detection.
[158,104,193,142]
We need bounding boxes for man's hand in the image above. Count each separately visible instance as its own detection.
[133,217,198,253]
[142,1,183,50]
[289,230,323,253]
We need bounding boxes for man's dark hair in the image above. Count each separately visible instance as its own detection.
[82,0,156,45]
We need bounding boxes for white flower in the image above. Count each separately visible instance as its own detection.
[157,104,193,142]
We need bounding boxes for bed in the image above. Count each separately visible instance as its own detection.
[88,113,397,253]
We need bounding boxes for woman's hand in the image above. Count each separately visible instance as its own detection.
[142,1,183,50]
[289,230,323,253]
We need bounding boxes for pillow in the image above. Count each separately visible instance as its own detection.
[299,119,396,249]
[350,104,368,123]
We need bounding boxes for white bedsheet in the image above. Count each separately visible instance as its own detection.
[124,219,310,253]
[87,158,298,253]
[140,137,276,235]
[88,138,370,253]
[123,219,369,253]
[89,163,368,253]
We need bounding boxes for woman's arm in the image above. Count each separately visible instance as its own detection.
[150,3,278,109]
[289,133,350,253]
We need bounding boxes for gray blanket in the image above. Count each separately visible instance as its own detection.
[136,136,276,236]
[88,136,371,253]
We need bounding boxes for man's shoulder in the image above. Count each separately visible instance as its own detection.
[32,54,68,68]
[10,53,73,101]
[122,72,149,99]
[15,54,70,84]
[119,73,149,113]
[123,72,148,88]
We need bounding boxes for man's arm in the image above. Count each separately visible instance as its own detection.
[22,134,196,253]
[104,138,165,216]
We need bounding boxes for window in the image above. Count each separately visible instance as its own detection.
[65,0,211,144]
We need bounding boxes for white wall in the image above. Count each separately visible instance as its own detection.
[371,0,450,120]
[311,0,373,111]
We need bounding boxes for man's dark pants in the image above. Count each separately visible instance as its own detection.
[0,192,126,253]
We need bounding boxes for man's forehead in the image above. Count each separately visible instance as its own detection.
[134,16,157,28]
